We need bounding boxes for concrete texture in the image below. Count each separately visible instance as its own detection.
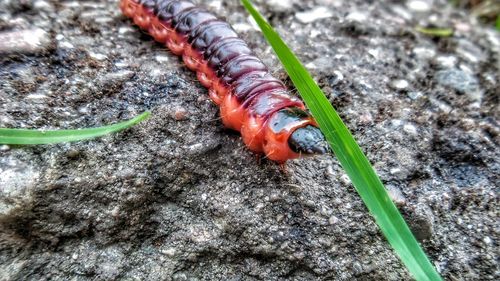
[0,0,498,280]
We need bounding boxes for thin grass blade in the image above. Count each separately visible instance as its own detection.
[241,1,442,280]
[0,111,151,145]
[415,26,454,37]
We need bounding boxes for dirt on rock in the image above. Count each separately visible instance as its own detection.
[0,0,498,280]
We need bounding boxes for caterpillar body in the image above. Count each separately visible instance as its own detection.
[120,0,327,162]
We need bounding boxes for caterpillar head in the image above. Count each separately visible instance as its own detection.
[262,108,328,162]
[288,124,328,155]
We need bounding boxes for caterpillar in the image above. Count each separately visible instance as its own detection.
[120,0,327,162]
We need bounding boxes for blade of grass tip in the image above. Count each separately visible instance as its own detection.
[241,1,442,280]
[0,111,151,145]
[415,26,453,37]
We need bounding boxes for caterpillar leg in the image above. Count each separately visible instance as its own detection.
[197,71,213,88]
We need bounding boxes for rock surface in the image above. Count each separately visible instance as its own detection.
[0,0,498,280]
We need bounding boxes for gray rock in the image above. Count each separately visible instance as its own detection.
[408,204,435,242]
[455,39,487,63]
[296,7,333,24]
[413,46,436,60]
[434,55,458,68]
[0,156,39,216]
[387,185,406,206]
[390,79,410,91]
[407,0,432,12]
[435,68,480,94]
[0,28,51,54]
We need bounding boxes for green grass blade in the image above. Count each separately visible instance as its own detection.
[415,26,454,37]
[0,111,151,145]
[241,1,442,280]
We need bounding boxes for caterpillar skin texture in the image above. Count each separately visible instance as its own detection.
[120,0,327,162]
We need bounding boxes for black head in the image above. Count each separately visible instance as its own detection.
[288,125,329,155]
[268,108,329,156]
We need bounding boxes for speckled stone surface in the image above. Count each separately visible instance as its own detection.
[0,0,498,280]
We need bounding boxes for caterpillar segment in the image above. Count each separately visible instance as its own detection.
[120,0,328,162]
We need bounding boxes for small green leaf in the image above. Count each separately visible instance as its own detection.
[0,111,151,145]
[241,1,443,280]
[416,26,454,37]
[496,15,500,31]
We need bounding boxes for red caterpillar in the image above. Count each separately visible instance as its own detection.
[120,0,327,162]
